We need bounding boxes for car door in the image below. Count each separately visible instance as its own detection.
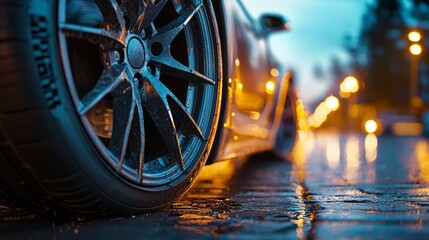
[232,0,272,115]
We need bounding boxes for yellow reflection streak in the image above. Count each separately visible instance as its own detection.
[326,134,340,169]
[173,159,243,236]
[285,131,315,239]
[179,214,216,225]
[291,130,313,183]
[364,134,377,183]
[191,159,239,197]
[364,134,378,163]
[293,185,306,239]
[416,140,429,183]
[345,136,360,183]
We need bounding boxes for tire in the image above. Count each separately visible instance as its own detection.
[273,87,298,159]
[0,0,222,216]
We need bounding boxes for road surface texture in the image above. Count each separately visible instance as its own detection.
[1,129,429,239]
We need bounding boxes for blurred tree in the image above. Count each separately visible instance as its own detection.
[312,63,325,80]
[329,56,345,81]
[411,0,429,22]
[353,0,410,110]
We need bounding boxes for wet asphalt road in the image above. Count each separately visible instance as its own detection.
[1,130,429,239]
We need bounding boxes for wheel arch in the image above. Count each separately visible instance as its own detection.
[205,0,231,164]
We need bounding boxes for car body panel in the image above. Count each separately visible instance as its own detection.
[211,0,292,161]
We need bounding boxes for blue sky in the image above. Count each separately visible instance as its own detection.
[242,0,369,106]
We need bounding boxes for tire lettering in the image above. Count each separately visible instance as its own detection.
[31,15,61,109]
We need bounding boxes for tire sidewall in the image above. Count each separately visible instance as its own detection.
[274,88,298,158]
[28,0,222,212]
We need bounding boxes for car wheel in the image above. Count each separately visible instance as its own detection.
[274,87,298,159]
[0,0,222,216]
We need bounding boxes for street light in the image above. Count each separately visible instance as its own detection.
[408,31,421,42]
[308,95,341,128]
[410,43,422,56]
[340,76,359,94]
[339,76,360,126]
[325,96,340,111]
[364,119,378,134]
[407,31,422,112]
[265,80,275,94]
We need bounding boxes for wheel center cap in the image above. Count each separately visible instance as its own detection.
[127,37,145,69]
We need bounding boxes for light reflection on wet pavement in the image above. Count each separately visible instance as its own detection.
[1,130,429,239]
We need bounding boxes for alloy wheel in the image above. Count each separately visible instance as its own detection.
[57,0,220,188]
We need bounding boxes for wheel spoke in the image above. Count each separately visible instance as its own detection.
[143,78,185,170]
[148,3,202,46]
[132,83,146,182]
[60,23,125,49]
[62,0,126,48]
[120,0,141,28]
[133,0,169,32]
[78,63,127,116]
[66,0,103,27]
[151,54,215,85]
[146,74,204,139]
[94,0,126,31]
[146,3,214,85]
[109,91,135,172]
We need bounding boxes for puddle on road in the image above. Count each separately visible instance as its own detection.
[171,197,244,237]
[0,155,319,240]
[166,159,247,238]
[167,155,320,239]
[3,131,429,239]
